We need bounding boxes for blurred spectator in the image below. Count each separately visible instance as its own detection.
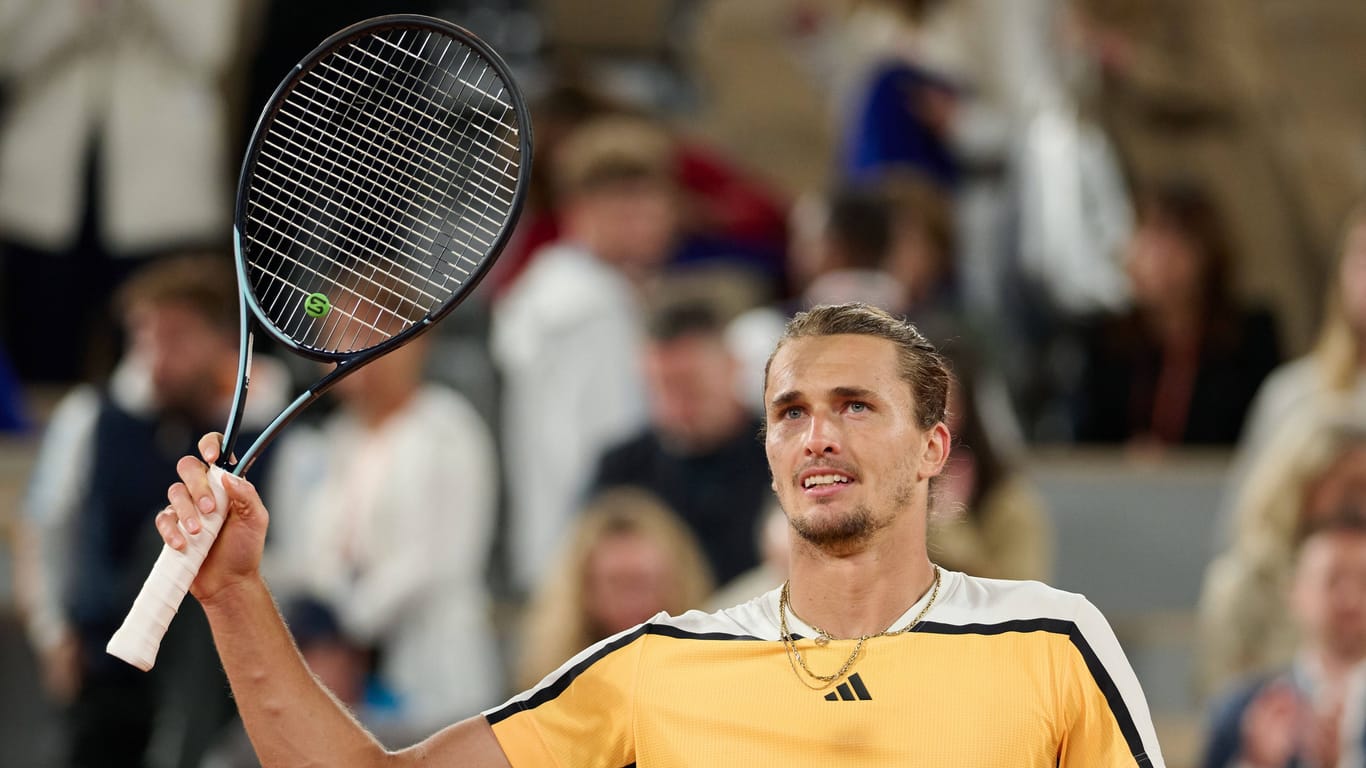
[787,184,904,310]
[930,359,1052,582]
[200,597,423,767]
[0,1,248,382]
[589,298,771,586]
[833,0,959,188]
[11,254,288,768]
[492,116,677,592]
[1069,0,1320,352]
[708,501,791,610]
[1199,515,1366,768]
[1073,181,1280,446]
[266,325,501,732]
[1198,411,1366,695]
[881,171,962,323]
[487,80,624,297]
[729,184,905,412]
[488,78,788,299]
[516,488,713,690]
[1224,202,1366,532]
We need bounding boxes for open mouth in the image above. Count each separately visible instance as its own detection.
[798,468,857,496]
[802,473,853,489]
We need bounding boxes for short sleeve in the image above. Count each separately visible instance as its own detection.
[1058,596,1166,767]
[484,626,646,767]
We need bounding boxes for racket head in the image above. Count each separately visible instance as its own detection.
[233,14,532,363]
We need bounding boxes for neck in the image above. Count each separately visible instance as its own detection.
[784,515,937,638]
[356,386,418,429]
[203,365,244,424]
[1143,302,1202,347]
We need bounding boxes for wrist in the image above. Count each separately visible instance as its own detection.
[198,573,269,618]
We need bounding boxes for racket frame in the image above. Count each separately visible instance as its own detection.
[219,13,532,475]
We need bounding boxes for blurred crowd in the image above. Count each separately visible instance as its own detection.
[1,1,1365,767]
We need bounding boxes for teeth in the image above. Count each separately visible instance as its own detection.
[803,474,851,488]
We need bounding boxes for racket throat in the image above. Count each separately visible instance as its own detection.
[220,321,255,474]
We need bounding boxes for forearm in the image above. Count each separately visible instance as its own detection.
[199,575,394,768]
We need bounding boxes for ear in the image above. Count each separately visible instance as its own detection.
[916,422,952,481]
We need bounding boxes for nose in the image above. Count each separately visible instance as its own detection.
[803,412,842,456]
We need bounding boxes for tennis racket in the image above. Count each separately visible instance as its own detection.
[106,14,532,671]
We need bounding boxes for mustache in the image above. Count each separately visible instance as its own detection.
[791,459,859,485]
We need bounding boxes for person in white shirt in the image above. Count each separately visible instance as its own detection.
[491,115,679,593]
[267,330,502,732]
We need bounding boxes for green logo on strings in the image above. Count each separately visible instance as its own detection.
[304,293,332,318]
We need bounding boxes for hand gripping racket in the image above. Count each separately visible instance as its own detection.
[107,14,532,670]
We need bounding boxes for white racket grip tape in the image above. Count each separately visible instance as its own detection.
[107,466,231,671]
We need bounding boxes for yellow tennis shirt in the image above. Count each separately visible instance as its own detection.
[485,569,1164,766]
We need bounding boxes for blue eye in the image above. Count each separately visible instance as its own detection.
[784,407,804,420]
[849,402,868,413]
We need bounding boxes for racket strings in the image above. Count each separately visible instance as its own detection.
[333,43,519,198]
[243,24,523,355]
[345,33,519,295]
[264,33,460,340]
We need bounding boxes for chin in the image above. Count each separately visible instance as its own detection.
[790,506,879,549]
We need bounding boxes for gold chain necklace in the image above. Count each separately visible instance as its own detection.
[778,566,941,690]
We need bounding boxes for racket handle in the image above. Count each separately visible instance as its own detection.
[107,466,230,671]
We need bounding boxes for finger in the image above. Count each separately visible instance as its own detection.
[198,432,225,465]
[156,508,187,551]
[221,473,268,524]
[176,455,216,517]
[167,481,202,536]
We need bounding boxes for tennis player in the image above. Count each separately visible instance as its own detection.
[158,302,1165,766]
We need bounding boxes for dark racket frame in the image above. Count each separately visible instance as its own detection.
[107,14,532,671]
[223,13,533,474]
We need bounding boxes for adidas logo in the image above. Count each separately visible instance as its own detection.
[824,673,873,701]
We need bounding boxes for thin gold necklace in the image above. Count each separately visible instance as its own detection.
[778,566,941,690]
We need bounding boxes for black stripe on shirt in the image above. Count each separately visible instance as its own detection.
[484,623,759,725]
[914,618,1151,766]
[488,616,1152,766]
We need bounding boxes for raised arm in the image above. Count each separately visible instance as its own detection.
[160,434,511,768]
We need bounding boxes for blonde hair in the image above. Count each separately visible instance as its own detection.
[1200,407,1366,690]
[516,488,714,690]
[1311,201,1366,391]
[1233,406,1366,564]
[552,116,673,198]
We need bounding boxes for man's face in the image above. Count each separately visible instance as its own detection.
[763,334,947,551]
[1293,529,1366,661]
[127,301,233,417]
[570,179,677,274]
[643,333,741,450]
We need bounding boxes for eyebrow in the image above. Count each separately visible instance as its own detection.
[768,386,878,410]
[831,386,877,401]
